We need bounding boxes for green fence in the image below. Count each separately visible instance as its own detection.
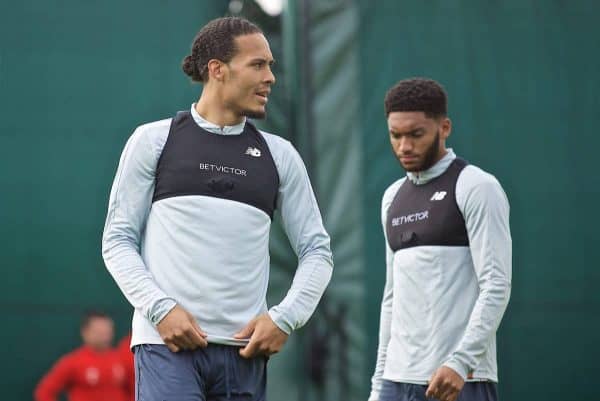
[1,1,598,400]
[0,2,227,398]
[358,1,600,400]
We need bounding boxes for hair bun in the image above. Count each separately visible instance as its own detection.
[181,55,196,78]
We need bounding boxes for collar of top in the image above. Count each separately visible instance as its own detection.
[190,103,246,136]
[406,148,457,185]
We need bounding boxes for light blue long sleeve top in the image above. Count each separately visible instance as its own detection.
[102,104,333,347]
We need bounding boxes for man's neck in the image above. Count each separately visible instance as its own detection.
[423,148,448,173]
[407,148,456,185]
[195,91,244,127]
[84,344,110,353]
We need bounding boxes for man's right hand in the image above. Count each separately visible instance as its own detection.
[156,305,208,352]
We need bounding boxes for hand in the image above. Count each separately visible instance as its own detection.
[234,313,288,358]
[425,366,465,401]
[156,305,208,352]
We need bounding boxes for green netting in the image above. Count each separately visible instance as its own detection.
[2,1,598,400]
[358,1,600,400]
[303,1,366,400]
[0,2,227,399]
[263,1,366,399]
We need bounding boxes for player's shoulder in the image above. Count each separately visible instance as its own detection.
[381,177,407,215]
[382,177,406,204]
[132,118,172,140]
[127,118,172,157]
[457,163,509,208]
[459,163,503,191]
[256,127,300,172]
[58,346,88,363]
[258,128,293,152]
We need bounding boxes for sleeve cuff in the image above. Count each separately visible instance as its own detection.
[149,298,177,326]
[268,309,293,335]
[367,391,380,401]
[442,358,469,381]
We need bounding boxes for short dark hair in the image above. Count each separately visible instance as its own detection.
[182,17,263,83]
[81,310,111,329]
[384,78,448,118]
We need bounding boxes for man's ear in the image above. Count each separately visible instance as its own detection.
[440,117,452,140]
[207,59,226,82]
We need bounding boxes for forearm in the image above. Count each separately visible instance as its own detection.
[272,139,334,334]
[102,124,176,324]
[369,184,400,401]
[102,231,176,324]
[369,244,394,401]
[34,361,69,401]
[268,253,332,334]
[34,384,58,401]
[444,278,511,378]
[449,172,512,378]
[369,300,392,401]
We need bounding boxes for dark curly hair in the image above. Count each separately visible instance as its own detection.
[182,17,262,83]
[80,310,111,329]
[384,78,447,118]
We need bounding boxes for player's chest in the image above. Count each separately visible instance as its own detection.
[154,133,280,216]
[386,180,468,252]
[73,359,126,387]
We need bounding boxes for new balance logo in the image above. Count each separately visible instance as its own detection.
[430,191,447,201]
[245,147,261,157]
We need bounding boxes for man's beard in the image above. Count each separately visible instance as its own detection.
[241,108,267,120]
[242,109,266,119]
[403,130,441,172]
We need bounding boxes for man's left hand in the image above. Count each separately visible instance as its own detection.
[234,313,288,358]
[425,366,465,401]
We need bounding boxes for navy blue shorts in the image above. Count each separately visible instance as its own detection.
[379,379,498,401]
[134,344,267,401]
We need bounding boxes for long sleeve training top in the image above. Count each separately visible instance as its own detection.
[369,149,511,401]
[102,104,333,347]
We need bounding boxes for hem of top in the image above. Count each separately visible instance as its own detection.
[382,374,498,385]
[393,244,470,253]
[130,335,250,349]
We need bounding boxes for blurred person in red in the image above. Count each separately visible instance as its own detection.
[117,333,135,401]
[34,311,129,401]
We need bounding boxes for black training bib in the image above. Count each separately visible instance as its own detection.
[386,158,470,251]
[153,111,279,219]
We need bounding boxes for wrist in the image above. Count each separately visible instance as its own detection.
[267,309,292,335]
[150,299,177,326]
[442,359,468,381]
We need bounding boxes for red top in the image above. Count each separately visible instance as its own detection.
[117,334,135,401]
[34,346,130,401]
